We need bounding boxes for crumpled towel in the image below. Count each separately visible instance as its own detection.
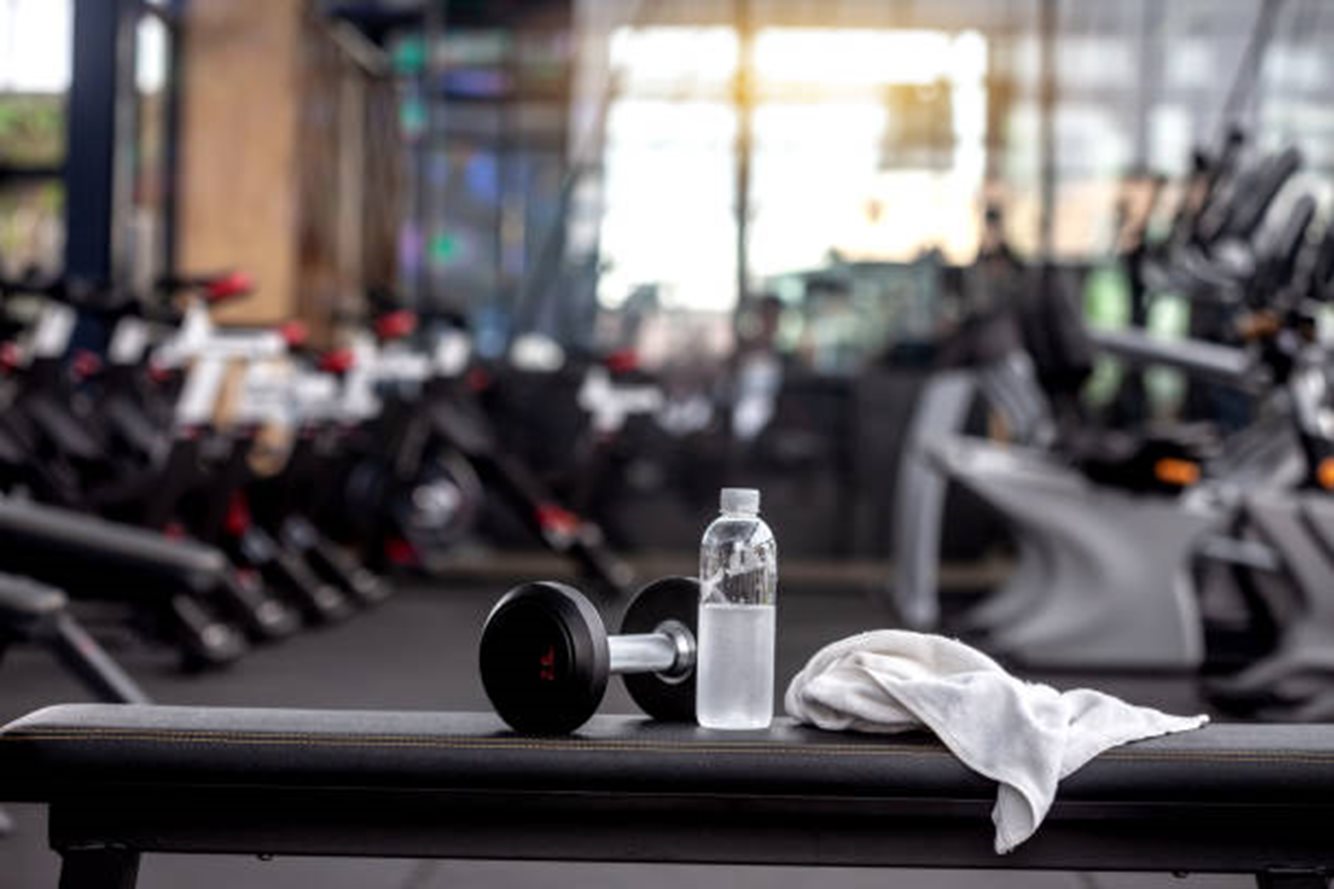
[784,630,1208,854]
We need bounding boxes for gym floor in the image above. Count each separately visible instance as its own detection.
[0,570,1243,889]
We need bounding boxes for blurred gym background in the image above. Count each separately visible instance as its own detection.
[5,0,1329,558]
[1,0,1331,681]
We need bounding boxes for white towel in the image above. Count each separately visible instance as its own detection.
[784,630,1208,854]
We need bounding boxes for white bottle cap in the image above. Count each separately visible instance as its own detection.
[720,487,760,515]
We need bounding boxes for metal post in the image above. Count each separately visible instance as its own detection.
[1132,1,1163,171]
[413,1,447,310]
[496,20,514,329]
[1036,0,1058,264]
[733,0,755,307]
[162,0,187,277]
[65,0,138,283]
[1217,0,1283,143]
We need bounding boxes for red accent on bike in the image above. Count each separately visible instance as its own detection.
[163,522,187,540]
[535,503,580,536]
[71,350,103,380]
[225,492,252,536]
[0,341,21,373]
[205,271,255,304]
[466,367,491,392]
[319,348,356,375]
[384,537,418,566]
[279,320,309,348]
[605,348,638,374]
[375,309,417,341]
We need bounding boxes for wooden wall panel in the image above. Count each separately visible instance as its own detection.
[178,0,303,324]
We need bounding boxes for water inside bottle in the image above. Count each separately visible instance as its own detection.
[696,602,775,729]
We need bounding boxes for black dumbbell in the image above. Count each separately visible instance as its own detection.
[479,576,698,734]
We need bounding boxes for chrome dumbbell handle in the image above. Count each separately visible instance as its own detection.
[608,620,695,680]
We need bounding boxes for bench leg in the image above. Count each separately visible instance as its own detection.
[58,848,140,889]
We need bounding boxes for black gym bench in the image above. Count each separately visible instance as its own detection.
[0,497,226,594]
[2,704,1332,889]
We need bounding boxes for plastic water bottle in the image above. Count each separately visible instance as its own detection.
[696,487,777,730]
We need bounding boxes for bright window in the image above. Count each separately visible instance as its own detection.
[597,25,987,312]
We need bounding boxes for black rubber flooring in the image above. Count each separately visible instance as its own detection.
[0,573,1244,889]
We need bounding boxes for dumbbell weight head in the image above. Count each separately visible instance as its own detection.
[619,576,698,724]
[479,577,700,733]
[479,581,610,734]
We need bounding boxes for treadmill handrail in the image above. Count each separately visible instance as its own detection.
[1089,328,1260,389]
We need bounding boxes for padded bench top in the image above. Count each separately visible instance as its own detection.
[4,703,1334,801]
[4,704,1334,873]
